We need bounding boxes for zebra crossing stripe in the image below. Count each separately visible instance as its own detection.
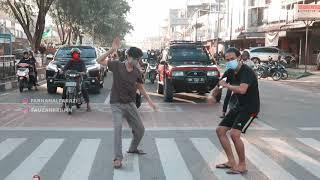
[262,138,320,178]
[251,120,276,130]
[4,139,64,180]
[113,139,140,180]
[0,138,26,161]
[191,138,245,180]
[296,138,320,152]
[242,138,297,180]
[59,139,101,180]
[156,138,193,180]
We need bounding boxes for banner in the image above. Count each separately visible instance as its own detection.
[265,32,279,47]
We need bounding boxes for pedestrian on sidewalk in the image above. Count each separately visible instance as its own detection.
[96,38,158,169]
[208,47,260,175]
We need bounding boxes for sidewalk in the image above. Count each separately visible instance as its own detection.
[282,68,320,93]
[0,67,47,92]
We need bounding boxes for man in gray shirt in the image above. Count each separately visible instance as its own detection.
[97,38,157,169]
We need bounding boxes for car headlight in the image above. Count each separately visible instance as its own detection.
[172,71,184,76]
[46,63,57,72]
[207,71,218,76]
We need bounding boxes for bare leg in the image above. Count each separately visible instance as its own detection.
[230,129,246,171]
[216,126,236,168]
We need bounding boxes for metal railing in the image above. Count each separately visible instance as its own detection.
[0,55,16,81]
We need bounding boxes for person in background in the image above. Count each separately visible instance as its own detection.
[29,51,39,88]
[241,50,254,68]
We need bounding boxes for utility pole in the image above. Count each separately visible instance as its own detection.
[215,0,221,60]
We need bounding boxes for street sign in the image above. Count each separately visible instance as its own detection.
[294,4,320,21]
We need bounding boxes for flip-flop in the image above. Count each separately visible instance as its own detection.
[226,169,248,175]
[113,160,122,169]
[216,163,232,169]
[127,149,147,155]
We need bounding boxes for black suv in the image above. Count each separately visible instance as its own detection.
[46,46,106,94]
[157,41,221,102]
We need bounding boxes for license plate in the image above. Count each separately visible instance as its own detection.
[65,82,77,87]
[187,78,204,83]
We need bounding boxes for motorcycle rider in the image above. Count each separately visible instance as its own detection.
[28,50,39,90]
[18,51,37,90]
[61,48,91,112]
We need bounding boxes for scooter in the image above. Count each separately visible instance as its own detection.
[146,60,157,84]
[63,69,85,115]
[16,63,35,92]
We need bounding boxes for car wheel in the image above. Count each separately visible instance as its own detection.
[157,82,164,94]
[164,77,173,102]
[47,84,57,94]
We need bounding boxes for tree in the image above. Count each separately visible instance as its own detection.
[0,0,55,51]
[50,0,133,46]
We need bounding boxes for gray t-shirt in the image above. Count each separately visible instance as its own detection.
[108,60,143,104]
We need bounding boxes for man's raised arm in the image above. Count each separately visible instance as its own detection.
[96,37,121,66]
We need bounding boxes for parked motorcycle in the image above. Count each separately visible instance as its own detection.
[16,63,36,92]
[255,62,282,81]
[274,61,288,80]
[64,70,84,115]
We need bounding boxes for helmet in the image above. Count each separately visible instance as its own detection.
[70,48,81,55]
[70,48,81,60]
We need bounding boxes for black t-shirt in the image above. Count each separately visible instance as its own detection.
[108,60,143,104]
[234,64,260,113]
[63,59,86,72]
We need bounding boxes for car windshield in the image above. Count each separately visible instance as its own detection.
[55,47,96,59]
[169,46,210,64]
[251,48,279,53]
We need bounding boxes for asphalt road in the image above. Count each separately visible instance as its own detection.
[0,72,319,180]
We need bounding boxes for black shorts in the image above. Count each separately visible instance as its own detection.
[219,110,258,133]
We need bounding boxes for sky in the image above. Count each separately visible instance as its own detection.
[125,0,187,46]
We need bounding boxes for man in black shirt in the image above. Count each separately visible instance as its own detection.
[208,47,260,175]
[61,48,91,111]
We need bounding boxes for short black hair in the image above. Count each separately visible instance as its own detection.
[127,47,143,59]
[226,47,241,57]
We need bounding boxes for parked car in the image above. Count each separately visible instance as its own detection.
[157,40,221,102]
[250,47,295,64]
[46,46,106,94]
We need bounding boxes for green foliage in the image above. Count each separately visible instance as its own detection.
[51,0,133,45]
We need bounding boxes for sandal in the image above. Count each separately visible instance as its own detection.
[226,169,248,175]
[113,159,122,169]
[216,163,232,169]
[127,149,147,155]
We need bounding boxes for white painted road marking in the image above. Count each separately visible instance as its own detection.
[299,127,320,131]
[60,139,101,180]
[4,139,64,180]
[296,138,320,152]
[262,138,320,178]
[104,92,110,104]
[156,138,193,180]
[242,138,297,180]
[191,138,245,180]
[0,138,26,161]
[113,139,140,180]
